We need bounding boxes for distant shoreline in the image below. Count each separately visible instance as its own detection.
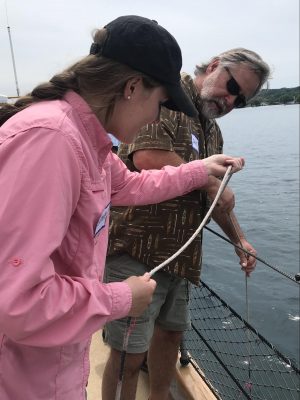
[248,86,300,107]
[1,87,300,107]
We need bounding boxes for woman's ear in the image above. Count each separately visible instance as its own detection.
[123,77,142,100]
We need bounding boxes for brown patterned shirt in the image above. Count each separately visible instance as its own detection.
[108,73,223,285]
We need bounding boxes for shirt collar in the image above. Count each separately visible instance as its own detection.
[181,73,203,113]
[64,91,112,162]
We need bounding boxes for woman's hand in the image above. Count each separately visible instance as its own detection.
[125,273,157,317]
[203,154,245,176]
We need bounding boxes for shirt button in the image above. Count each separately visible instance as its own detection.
[9,258,23,267]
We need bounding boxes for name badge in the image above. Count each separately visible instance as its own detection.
[95,203,111,237]
[191,133,199,153]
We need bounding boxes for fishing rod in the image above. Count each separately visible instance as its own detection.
[115,164,298,399]
[117,164,286,399]
[204,225,300,284]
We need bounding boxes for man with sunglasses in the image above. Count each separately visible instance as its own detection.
[102,48,270,400]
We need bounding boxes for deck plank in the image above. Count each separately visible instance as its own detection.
[87,331,149,400]
[173,358,217,400]
[87,331,216,400]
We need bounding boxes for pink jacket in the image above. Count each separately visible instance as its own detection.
[0,91,208,399]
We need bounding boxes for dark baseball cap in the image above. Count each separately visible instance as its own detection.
[90,15,197,118]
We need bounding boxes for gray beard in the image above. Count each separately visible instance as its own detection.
[200,98,228,119]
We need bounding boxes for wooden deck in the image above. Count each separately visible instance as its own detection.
[87,331,150,400]
[173,359,217,400]
[87,331,217,400]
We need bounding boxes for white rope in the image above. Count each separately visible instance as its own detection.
[245,274,252,396]
[149,165,233,276]
[228,213,252,395]
[114,165,233,400]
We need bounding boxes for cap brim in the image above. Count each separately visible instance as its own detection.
[163,83,198,118]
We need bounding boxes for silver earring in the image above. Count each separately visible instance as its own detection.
[127,95,131,100]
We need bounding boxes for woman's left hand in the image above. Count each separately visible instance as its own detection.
[203,154,245,176]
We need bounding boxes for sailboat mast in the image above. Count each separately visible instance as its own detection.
[7,26,20,97]
[5,1,20,97]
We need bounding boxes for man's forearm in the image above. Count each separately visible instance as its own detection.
[133,149,184,170]
[212,209,245,243]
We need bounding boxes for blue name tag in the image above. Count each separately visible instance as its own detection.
[191,133,199,153]
[95,203,111,236]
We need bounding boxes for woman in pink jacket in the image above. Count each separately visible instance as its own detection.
[0,15,244,399]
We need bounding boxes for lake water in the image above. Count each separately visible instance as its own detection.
[201,104,300,366]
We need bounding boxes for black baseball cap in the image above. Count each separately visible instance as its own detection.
[90,15,197,118]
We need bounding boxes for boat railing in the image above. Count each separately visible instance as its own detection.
[180,227,300,400]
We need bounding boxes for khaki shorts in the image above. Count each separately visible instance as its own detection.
[104,253,191,353]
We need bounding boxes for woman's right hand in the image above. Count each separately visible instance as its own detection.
[203,154,245,177]
[125,273,157,317]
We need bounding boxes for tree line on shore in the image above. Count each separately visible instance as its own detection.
[248,86,300,107]
[1,87,299,107]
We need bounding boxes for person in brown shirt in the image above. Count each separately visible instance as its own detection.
[102,48,270,400]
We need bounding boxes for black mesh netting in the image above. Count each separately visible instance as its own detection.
[182,280,300,400]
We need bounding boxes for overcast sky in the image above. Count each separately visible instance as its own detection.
[1,0,299,96]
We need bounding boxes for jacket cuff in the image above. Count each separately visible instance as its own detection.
[107,281,132,321]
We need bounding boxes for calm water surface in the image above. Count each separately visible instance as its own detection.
[201,104,300,365]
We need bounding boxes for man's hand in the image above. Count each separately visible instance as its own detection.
[205,176,235,213]
[125,273,157,317]
[234,238,257,277]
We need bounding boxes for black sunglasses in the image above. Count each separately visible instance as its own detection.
[224,66,247,108]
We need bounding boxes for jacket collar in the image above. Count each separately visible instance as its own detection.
[64,91,112,164]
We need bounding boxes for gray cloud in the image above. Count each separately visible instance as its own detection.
[0,0,299,96]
